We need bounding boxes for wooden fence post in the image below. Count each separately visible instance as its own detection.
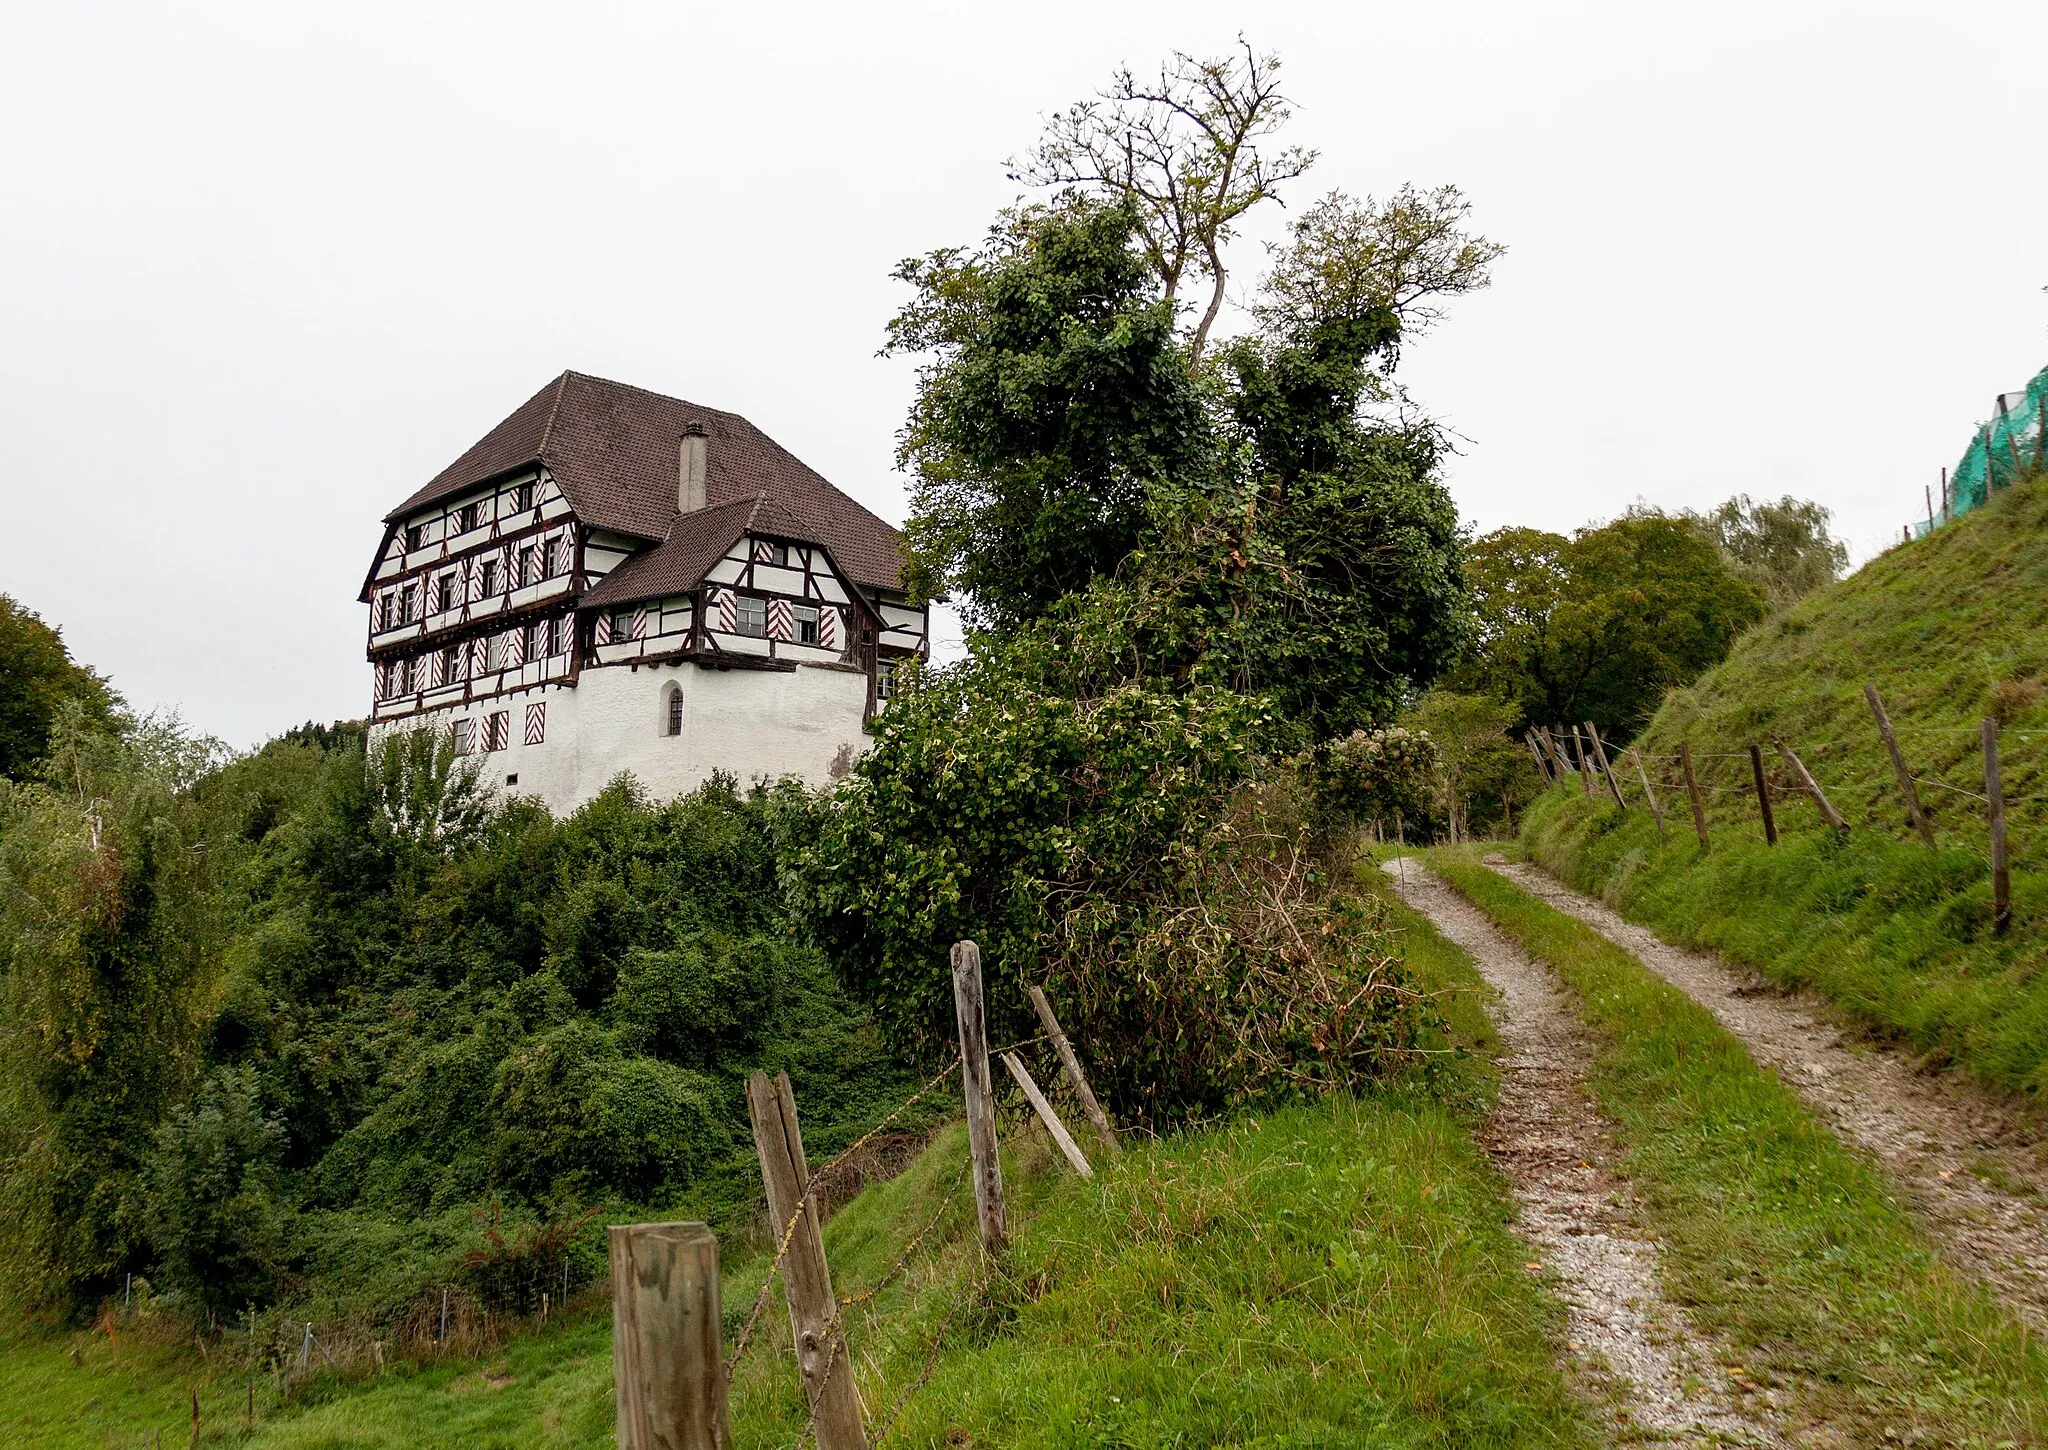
[1525,733,1556,786]
[1865,683,1936,848]
[1778,743,1848,832]
[1679,741,1710,847]
[610,1221,732,1450]
[1537,727,1570,786]
[951,941,1007,1257]
[1568,727,1594,801]
[1748,744,1778,845]
[999,1053,1092,1178]
[1986,718,2011,934]
[1026,986,1118,1153]
[1630,749,1666,834]
[1583,722,1628,810]
[745,1072,867,1450]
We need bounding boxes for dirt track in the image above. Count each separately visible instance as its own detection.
[1487,856,2048,1333]
[1383,857,1789,1446]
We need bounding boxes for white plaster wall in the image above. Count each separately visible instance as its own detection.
[387,661,870,817]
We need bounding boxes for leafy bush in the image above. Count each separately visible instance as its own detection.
[790,650,1430,1124]
[145,1067,288,1317]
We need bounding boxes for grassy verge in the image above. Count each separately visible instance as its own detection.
[1523,472,2048,1099]
[1427,845,2048,1446]
[3,871,1600,1449]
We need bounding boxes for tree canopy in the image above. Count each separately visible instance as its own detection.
[0,594,123,779]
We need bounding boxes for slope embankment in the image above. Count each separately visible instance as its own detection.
[1523,472,2048,1099]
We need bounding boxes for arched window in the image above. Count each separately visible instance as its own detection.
[663,684,683,737]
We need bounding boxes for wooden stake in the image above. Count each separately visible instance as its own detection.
[1630,749,1666,834]
[189,1386,200,1450]
[1583,722,1628,810]
[1679,741,1710,846]
[1778,743,1847,832]
[951,941,1007,1257]
[1748,744,1778,845]
[1026,985,1117,1153]
[1865,683,1935,848]
[1986,718,2011,934]
[610,1221,732,1450]
[1537,727,1570,785]
[746,1072,867,1450]
[999,1052,1092,1178]
[1568,727,1594,801]
[1523,733,1554,786]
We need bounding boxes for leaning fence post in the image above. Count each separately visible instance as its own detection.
[1865,683,1935,848]
[999,1052,1092,1179]
[610,1221,732,1450]
[1778,743,1848,832]
[1748,744,1778,845]
[1630,749,1666,834]
[1583,722,1628,810]
[745,1071,867,1450]
[1986,718,2011,934]
[1026,986,1117,1153]
[1679,742,1710,847]
[1568,727,1594,801]
[951,942,1007,1258]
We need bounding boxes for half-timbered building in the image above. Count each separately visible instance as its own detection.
[361,371,928,814]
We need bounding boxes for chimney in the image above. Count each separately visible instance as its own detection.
[678,421,709,513]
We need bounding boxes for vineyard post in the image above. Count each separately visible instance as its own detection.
[745,1071,867,1450]
[1583,722,1628,810]
[1679,742,1709,846]
[1027,986,1118,1153]
[951,941,1007,1257]
[1986,718,2011,934]
[1865,683,1936,848]
[609,1221,731,1450]
[1630,749,1666,834]
[1748,744,1778,845]
[1778,743,1848,832]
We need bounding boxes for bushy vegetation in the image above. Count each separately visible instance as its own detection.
[0,720,913,1327]
[0,594,125,779]
[1520,471,2048,1095]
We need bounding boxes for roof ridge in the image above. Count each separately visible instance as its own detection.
[535,370,572,459]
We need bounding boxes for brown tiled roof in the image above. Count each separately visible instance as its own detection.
[384,371,907,591]
[582,494,878,615]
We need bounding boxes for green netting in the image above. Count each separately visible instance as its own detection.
[1929,361,2048,534]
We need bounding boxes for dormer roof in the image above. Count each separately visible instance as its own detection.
[383,371,907,593]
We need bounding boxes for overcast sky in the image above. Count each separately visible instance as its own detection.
[3,1,2043,749]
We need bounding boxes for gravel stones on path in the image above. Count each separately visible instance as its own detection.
[1488,856,2048,1334]
[1382,858,1789,1446]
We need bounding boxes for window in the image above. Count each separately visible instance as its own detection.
[451,718,475,755]
[435,574,456,613]
[770,541,790,567]
[524,703,546,746]
[875,659,897,702]
[795,603,821,645]
[485,711,510,751]
[480,558,500,596]
[379,593,394,631]
[541,538,559,578]
[404,523,424,551]
[666,687,683,737]
[460,501,483,533]
[486,633,507,671]
[610,608,637,642]
[734,596,767,637]
[517,546,535,588]
[525,620,544,661]
[441,645,463,684]
[513,480,534,512]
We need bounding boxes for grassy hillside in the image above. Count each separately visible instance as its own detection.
[1522,471,2048,1096]
[1,869,1601,1449]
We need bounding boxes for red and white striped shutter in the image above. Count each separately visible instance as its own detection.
[524,702,546,746]
[505,626,524,668]
[752,538,774,563]
[595,613,612,646]
[766,598,794,642]
[632,608,648,640]
[817,606,840,651]
[714,588,737,632]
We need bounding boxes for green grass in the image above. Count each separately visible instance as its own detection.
[3,872,1600,1449]
[1526,470,2048,1099]
[1426,846,2048,1446]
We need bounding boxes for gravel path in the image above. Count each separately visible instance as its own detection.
[1382,857,1789,1446]
[1488,856,2048,1333]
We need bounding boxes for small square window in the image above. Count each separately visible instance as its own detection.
[795,604,820,645]
[734,596,767,637]
[481,559,500,596]
[486,711,510,751]
[514,481,534,512]
[611,608,637,642]
[518,546,535,588]
[876,660,897,701]
[451,718,475,755]
[404,523,424,551]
